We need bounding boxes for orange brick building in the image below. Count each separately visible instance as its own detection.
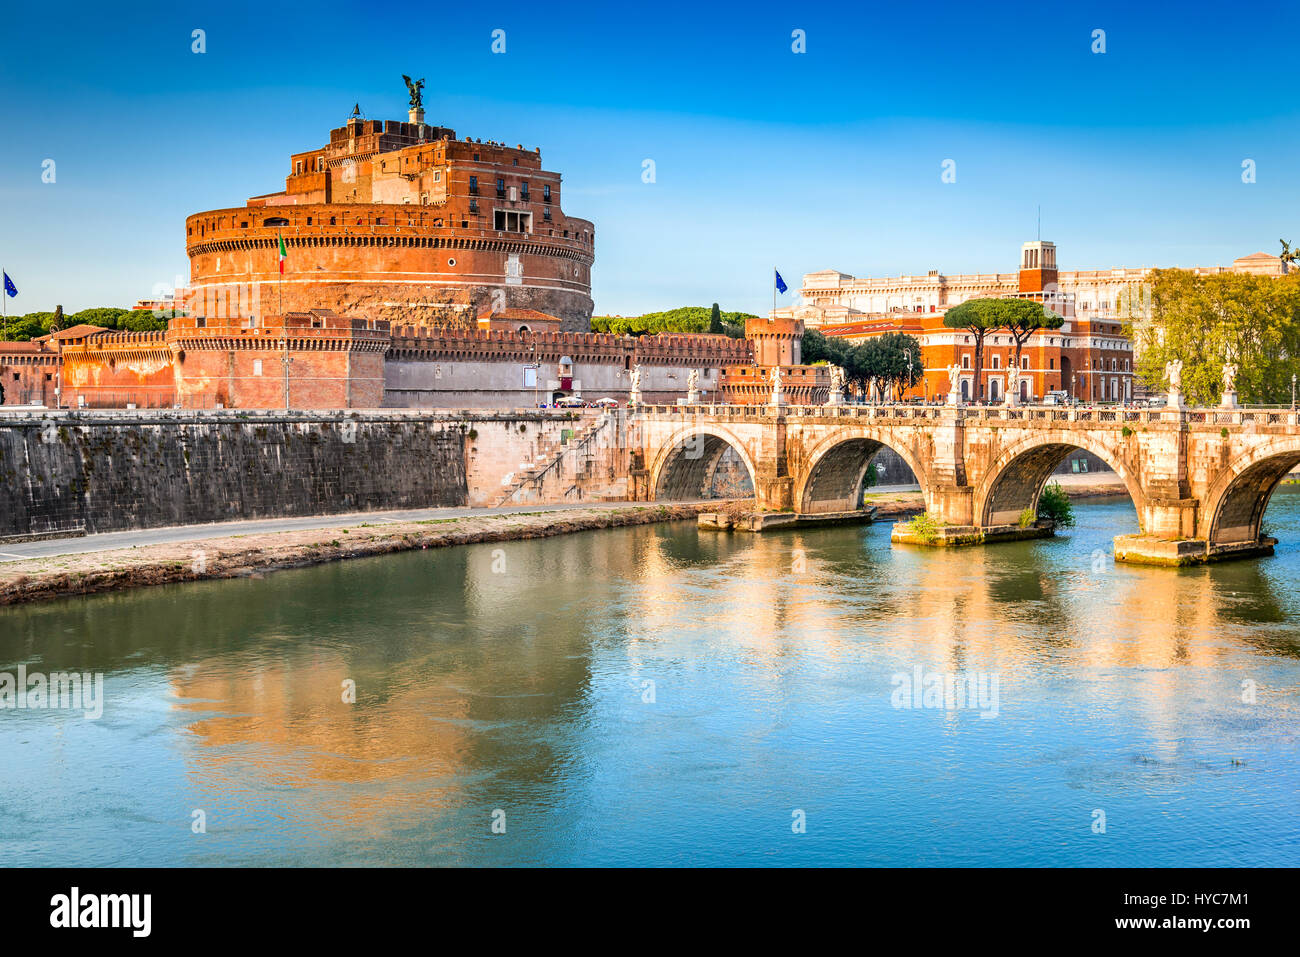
[184,95,594,333]
[719,315,831,405]
[792,240,1136,403]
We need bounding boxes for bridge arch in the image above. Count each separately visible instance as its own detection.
[648,425,758,502]
[973,431,1145,528]
[795,429,930,515]
[1201,440,1300,545]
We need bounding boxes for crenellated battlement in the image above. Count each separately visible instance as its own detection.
[386,325,752,367]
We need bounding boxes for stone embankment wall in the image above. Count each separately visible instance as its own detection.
[0,409,631,539]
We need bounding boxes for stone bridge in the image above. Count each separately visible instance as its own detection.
[630,403,1300,564]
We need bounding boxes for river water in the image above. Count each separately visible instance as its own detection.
[2,493,1298,867]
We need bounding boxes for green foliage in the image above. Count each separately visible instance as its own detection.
[855,332,926,399]
[905,512,940,542]
[864,462,879,489]
[591,306,756,338]
[1129,270,1300,405]
[1,306,174,341]
[1018,507,1037,528]
[1037,481,1075,528]
[1121,425,1134,438]
[709,302,723,335]
[804,329,923,398]
[944,297,1062,400]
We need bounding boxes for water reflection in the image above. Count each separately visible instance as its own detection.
[2,491,1299,866]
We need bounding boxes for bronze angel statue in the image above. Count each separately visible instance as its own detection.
[402,75,425,109]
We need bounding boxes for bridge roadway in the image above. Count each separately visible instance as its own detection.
[631,401,1300,565]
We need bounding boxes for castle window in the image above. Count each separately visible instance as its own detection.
[469,175,478,194]
[991,355,1000,369]
[1021,356,1029,369]
[253,359,263,376]
[473,153,479,162]
[543,184,551,201]
[469,199,478,214]
[448,258,457,266]
[496,178,506,198]
[329,217,336,225]
[521,181,530,199]
[307,217,312,225]
[543,207,551,221]
[1050,358,1055,369]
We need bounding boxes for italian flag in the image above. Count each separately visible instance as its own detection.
[278,233,287,274]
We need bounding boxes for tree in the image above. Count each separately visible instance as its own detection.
[1127,269,1300,405]
[942,299,1003,400]
[590,306,756,338]
[1002,298,1065,391]
[943,297,1060,401]
[844,333,923,401]
[709,302,723,335]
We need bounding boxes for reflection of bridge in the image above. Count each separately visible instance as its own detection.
[631,403,1300,564]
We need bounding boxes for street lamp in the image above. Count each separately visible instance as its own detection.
[904,350,912,403]
[1292,373,1296,411]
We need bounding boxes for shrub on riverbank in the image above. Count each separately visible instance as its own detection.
[1038,482,1074,527]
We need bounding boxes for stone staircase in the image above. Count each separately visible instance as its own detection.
[493,413,613,507]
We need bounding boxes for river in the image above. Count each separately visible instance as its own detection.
[2,492,1298,866]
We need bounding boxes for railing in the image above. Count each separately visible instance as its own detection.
[630,402,1300,428]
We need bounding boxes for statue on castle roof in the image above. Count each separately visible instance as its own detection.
[402,75,425,110]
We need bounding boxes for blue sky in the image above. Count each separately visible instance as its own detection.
[1,0,1296,316]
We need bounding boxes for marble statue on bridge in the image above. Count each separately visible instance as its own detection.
[1165,359,1185,408]
[1221,362,1239,409]
[825,365,846,406]
[769,366,786,406]
[946,364,962,405]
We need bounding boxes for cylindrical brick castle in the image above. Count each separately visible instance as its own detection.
[186,111,594,331]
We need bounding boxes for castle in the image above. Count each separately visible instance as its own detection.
[185,94,594,332]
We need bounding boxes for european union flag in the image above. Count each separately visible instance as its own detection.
[2,272,15,298]
[774,269,788,294]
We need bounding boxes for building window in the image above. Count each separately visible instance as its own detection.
[522,181,530,200]
[496,177,506,198]
[543,207,551,221]
[1049,358,1055,369]
[493,209,532,232]
[962,355,970,369]
[469,199,478,214]
[253,359,263,376]
[469,176,478,194]
[543,184,551,202]
[448,257,457,266]
[1021,356,1029,369]
[991,355,1000,369]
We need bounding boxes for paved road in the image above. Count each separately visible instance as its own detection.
[0,500,682,563]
